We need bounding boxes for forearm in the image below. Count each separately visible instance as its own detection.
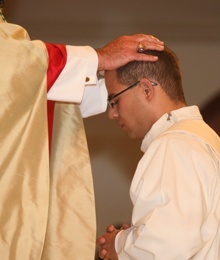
[46,44,107,117]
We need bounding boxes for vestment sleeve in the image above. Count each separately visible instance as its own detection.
[46,44,107,117]
[115,134,220,259]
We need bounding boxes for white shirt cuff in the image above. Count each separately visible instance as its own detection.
[47,45,98,103]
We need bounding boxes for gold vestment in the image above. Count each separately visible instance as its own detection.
[0,21,96,260]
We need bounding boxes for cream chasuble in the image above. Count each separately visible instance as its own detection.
[0,20,96,259]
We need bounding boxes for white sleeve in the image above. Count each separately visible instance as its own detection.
[79,77,107,118]
[47,45,107,118]
[115,134,220,259]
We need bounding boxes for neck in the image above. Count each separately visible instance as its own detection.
[154,97,186,122]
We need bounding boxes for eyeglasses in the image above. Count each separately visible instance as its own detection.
[107,79,157,108]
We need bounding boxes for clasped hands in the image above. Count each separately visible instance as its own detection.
[96,223,130,260]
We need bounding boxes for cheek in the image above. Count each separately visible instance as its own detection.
[118,95,141,125]
[118,104,133,121]
[121,110,139,132]
[129,110,148,137]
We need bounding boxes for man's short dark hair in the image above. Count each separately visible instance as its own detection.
[116,46,186,104]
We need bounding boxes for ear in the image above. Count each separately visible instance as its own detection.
[139,78,154,100]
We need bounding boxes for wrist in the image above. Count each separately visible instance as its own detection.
[96,48,106,71]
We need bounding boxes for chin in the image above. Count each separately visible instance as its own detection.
[127,132,138,139]
[128,131,145,139]
[123,127,138,139]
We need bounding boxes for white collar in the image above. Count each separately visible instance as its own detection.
[141,106,202,152]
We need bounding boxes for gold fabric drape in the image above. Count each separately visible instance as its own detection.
[42,103,96,259]
[0,22,50,259]
[0,22,96,259]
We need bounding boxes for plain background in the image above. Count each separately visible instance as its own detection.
[4,0,220,257]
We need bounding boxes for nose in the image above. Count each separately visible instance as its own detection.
[108,107,118,120]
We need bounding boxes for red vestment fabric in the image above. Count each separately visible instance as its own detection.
[45,43,67,148]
